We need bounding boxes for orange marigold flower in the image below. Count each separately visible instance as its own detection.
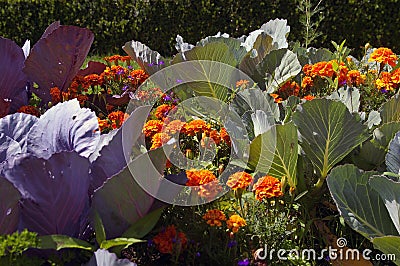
[130,69,149,85]
[226,214,246,233]
[278,80,300,98]
[104,55,123,63]
[98,117,110,132]
[301,76,314,91]
[270,93,283,103]
[143,120,164,138]
[84,74,103,86]
[338,62,348,86]
[302,95,315,101]
[390,68,400,85]
[375,72,395,92]
[202,209,226,227]
[121,55,132,62]
[17,105,40,117]
[220,127,231,146]
[236,79,250,88]
[227,172,253,190]
[208,129,221,145]
[252,175,283,201]
[197,181,223,200]
[150,132,171,150]
[346,70,365,87]
[183,119,211,136]
[154,104,175,120]
[153,225,187,254]
[311,61,335,78]
[302,64,313,76]
[368,47,398,67]
[185,169,217,186]
[50,87,62,104]
[76,94,88,106]
[108,111,129,129]
[165,119,186,134]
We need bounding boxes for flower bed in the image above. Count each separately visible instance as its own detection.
[1,19,400,265]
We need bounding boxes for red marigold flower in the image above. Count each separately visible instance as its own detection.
[302,64,313,76]
[130,69,149,85]
[84,74,103,86]
[368,47,398,67]
[252,175,283,201]
[346,70,365,87]
[220,127,231,146]
[98,117,110,132]
[302,95,315,101]
[227,172,253,190]
[202,209,226,227]
[143,120,164,138]
[153,225,187,254]
[104,55,123,63]
[150,132,171,150]
[185,169,217,186]
[226,214,246,233]
[17,105,40,117]
[76,94,88,106]
[183,119,211,136]
[50,87,62,104]
[108,111,128,129]
[278,80,300,98]
[338,62,348,86]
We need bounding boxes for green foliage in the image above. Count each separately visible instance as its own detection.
[2,0,400,57]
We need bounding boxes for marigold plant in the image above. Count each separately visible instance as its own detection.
[226,214,246,233]
[252,175,283,201]
[226,172,253,190]
[152,225,187,254]
[202,209,227,227]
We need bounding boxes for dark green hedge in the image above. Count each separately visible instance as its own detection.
[1,0,399,57]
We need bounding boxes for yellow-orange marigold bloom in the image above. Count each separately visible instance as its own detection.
[185,169,217,186]
[108,111,129,129]
[311,61,335,78]
[150,132,170,150]
[153,225,187,254]
[390,68,400,85]
[270,93,283,103]
[97,118,110,132]
[183,119,211,136]
[17,105,40,117]
[375,72,395,92]
[197,181,223,199]
[104,55,123,63]
[154,104,175,120]
[226,214,246,233]
[227,172,253,190]
[202,209,226,227]
[338,62,348,85]
[50,87,62,104]
[301,76,314,91]
[346,70,365,87]
[236,79,249,88]
[143,120,164,138]
[164,120,186,134]
[302,64,313,76]
[368,47,398,67]
[252,175,283,201]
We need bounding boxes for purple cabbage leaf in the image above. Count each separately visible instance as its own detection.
[89,105,150,191]
[1,151,90,237]
[26,99,100,159]
[92,146,170,239]
[0,176,21,234]
[0,37,29,116]
[23,23,94,103]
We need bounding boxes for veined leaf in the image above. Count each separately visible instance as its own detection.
[248,122,298,188]
[327,165,398,239]
[369,175,400,234]
[0,177,20,234]
[372,236,400,265]
[387,131,400,175]
[380,94,400,124]
[100,237,144,250]
[122,40,165,75]
[258,48,302,93]
[292,99,369,180]
[38,235,94,251]
[326,86,360,113]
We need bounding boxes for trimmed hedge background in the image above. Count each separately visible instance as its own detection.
[1,0,399,57]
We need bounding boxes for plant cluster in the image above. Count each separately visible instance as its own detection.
[1,18,400,266]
